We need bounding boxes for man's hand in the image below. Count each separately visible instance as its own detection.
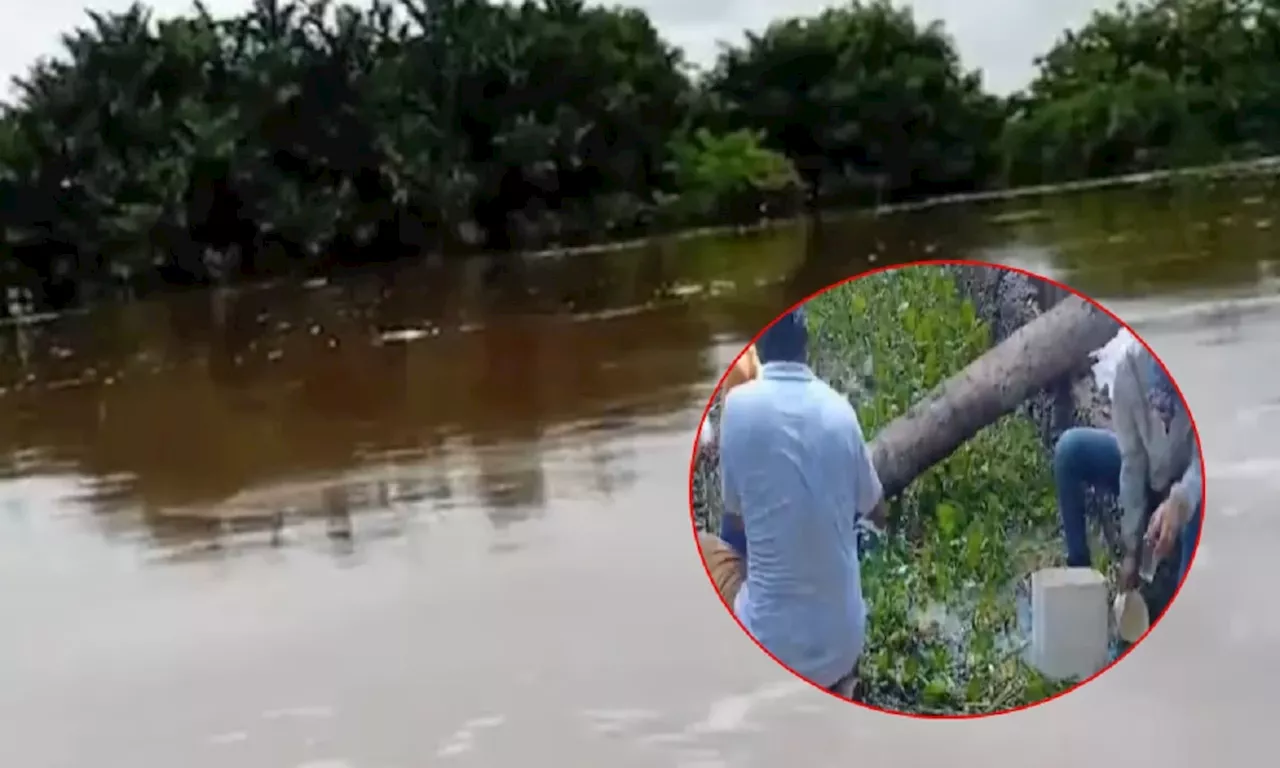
[1146,496,1188,559]
[1118,551,1139,592]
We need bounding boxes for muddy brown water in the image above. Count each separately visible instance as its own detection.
[1,179,1277,766]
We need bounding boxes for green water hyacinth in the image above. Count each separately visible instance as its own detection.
[693,266,1106,715]
[809,267,1079,714]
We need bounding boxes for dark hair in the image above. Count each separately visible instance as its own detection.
[756,307,808,364]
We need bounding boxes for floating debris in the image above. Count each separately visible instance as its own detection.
[988,209,1048,225]
[377,327,431,344]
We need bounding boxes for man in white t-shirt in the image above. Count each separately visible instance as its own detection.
[698,307,885,695]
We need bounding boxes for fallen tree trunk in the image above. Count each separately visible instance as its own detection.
[869,295,1119,499]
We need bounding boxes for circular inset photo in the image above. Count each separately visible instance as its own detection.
[689,261,1204,717]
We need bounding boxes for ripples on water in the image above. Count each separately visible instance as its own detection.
[3,182,1280,768]
[0,264,753,568]
[4,179,1279,571]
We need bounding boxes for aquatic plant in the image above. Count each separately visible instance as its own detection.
[807,266,1078,714]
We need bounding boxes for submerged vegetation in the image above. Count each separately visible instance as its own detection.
[2,0,1279,310]
[806,267,1077,715]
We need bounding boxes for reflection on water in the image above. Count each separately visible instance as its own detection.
[971,178,1280,297]
[2,177,1279,566]
[0,302,723,563]
[0,252,770,564]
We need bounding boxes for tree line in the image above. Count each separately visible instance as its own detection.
[0,0,1276,310]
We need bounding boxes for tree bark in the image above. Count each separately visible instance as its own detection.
[869,295,1118,499]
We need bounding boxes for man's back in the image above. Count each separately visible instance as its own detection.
[719,361,881,688]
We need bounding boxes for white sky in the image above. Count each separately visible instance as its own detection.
[0,0,1114,97]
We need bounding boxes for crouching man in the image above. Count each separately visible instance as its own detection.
[698,307,886,697]
[1054,345,1202,597]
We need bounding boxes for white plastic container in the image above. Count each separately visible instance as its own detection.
[1027,567,1111,681]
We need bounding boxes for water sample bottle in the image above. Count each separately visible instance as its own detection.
[1138,538,1160,583]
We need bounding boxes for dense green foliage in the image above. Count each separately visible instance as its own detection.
[702,2,1005,205]
[1,0,1278,309]
[0,0,697,305]
[1003,0,1280,183]
[807,267,1075,715]
[660,128,800,224]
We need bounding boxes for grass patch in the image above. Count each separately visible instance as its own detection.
[807,266,1077,715]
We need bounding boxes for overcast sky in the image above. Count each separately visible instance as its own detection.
[0,0,1114,97]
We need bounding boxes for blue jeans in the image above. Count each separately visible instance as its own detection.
[1054,427,1200,585]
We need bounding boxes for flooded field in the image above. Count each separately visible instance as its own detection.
[1,178,1278,766]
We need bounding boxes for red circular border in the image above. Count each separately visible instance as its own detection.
[685,258,1208,720]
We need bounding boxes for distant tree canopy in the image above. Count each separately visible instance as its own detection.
[0,0,697,303]
[703,1,1005,205]
[0,0,1278,309]
[1002,0,1280,182]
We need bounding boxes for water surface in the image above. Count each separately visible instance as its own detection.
[1,179,1277,766]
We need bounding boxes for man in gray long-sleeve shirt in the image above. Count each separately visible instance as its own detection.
[1053,345,1203,591]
